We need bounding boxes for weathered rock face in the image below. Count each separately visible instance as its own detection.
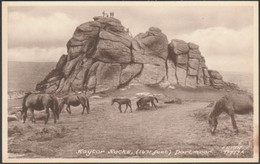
[130,27,168,85]
[167,40,211,88]
[36,16,232,93]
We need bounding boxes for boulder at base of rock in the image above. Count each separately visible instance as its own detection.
[158,80,171,88]
[8,115,19,122]
[164,97,182,104]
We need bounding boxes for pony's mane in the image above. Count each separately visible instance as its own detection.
[22,92,32,111]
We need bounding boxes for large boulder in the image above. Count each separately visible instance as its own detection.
[188,42,199,49]
[169,39,189,55]
[208,70,223,80]
[132,27,168,64]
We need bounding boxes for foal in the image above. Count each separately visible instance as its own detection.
[111,98,133,113]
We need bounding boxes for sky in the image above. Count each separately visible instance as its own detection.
[7,2,256,73]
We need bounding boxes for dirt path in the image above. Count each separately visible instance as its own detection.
[8,95,253,158]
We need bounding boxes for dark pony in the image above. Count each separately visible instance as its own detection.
[136,96,159,110]
[111,98,133,113]
[208,94,253,134]
[21,92,60,124]
[59,94,90,115]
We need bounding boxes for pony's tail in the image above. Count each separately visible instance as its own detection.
[154,96,159,103]
[22,92,32,113]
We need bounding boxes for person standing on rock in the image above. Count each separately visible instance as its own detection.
[110,12,114,17]
[102,11,105,17]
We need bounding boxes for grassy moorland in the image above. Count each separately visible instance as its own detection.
[8,85,254,158]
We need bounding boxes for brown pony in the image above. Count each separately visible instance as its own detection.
[208,93,253,134]
[59,94,90,114]
[111,98,132,113]
[21,92,60,124]
[136,96,159,110]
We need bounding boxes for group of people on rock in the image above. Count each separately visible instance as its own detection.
[102,11,114,18]
[101,11,132,36]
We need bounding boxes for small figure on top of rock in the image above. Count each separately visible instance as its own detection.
[125,27,132,36]
[110,12,114,18]
[102,11,105,17]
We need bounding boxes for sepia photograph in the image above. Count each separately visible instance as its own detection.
[2,1,259,163]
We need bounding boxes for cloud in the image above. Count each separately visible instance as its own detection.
[8,11,80,48]
[7,6,254,73]
[174,26,254,73]
[8,47,66,62]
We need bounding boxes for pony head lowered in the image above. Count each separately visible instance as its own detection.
[208,101,218,134]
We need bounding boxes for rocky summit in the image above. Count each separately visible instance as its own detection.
[36,16,237,93]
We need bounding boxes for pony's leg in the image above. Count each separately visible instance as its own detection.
[66,105,71,114]
[81,104,85,115]
[230,113,239,133]
[29,108,35,123]
[23,109,28,123]
[86,103,90,114]
[86,99,90,114]
[152,100,157,110]
[50,108,57,124]
[45,108,50,124]
[118,104,122,113]
[129,104,133,113]
[124,104,128,113]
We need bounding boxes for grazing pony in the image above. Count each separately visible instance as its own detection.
[59,94,90,115]
[21,92,60,124]
[208,94,253,134]
[136,96,159,110]
[111,98,132,113]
